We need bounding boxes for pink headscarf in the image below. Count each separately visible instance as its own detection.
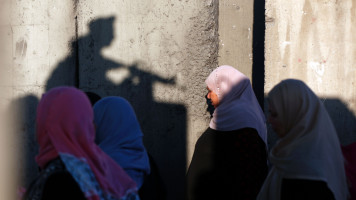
[35,87,137,199]
[205,65,267,144]
[342,142,356,200]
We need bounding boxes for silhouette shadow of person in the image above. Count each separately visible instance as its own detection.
[46,16,121,91]
[7,95,39,189]
[44,16,186,200]
[111,63,186,200]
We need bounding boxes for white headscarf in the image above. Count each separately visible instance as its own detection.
[205,65,267,144]
[257,79,348,200]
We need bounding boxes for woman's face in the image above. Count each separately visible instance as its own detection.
[268,102,286,138]
[207,87,220,108]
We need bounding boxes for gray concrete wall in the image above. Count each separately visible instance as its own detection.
[218,0,254,78]
[0,0,77,198]
[0,0,14,197]
[74,1,219,199]
[3,0,356,199]
[265,0,356,146]
[1,1,219,199]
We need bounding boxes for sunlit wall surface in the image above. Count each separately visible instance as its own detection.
[265,0,356,146]
[2,1,219,200]
[218,0,254,78]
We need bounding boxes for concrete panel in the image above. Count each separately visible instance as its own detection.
[265,0,356,146]
[0,0,11,26]
[0,86,16,200]
[0,26,13,87]
[218,0,254,78]
[3,1,218,199]
[12,25,49,86]
[46,0,78,90]
[7,86,43,188]
[76,1,218,199]
[11,0,49,25]
[0,2,13,198]
[3,0,77,191]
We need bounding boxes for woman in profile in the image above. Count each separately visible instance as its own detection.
[93,97,150,190]
[257,79,348,200]
[23,87,138,200]
[186,65,268,200]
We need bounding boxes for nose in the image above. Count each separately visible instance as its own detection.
[207,92,211,99]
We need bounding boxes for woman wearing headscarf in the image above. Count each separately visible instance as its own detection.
[23,87,138,200]
[258,79,348,200]
[93,97,150,189]
[186,65,268,200]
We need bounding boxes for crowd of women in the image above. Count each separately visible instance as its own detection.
[21,65,354,200]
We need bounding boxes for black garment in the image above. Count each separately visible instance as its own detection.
[85,91,101,106]
[23,158,86,200]
[139,154,167,200]
[186,127,268,200]
[281,179,335,200]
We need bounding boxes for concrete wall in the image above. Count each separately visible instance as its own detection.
[218,0,254,78]
[265,0,356,146]
[1,0,77,199]
[74,1,219,199]
[0,0,15,199]
[218,0,265,107]
[1,1,219,199]
[2,0,356,199]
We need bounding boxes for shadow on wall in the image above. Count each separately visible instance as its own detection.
[323,98,356,146]
[7,95,39,188]
[252,0,265,109]
[10,16,187,200]
[264,96,356,149]
[108,63,186,200]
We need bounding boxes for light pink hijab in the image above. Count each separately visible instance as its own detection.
[36,87,137,199]
[205,65,267,144]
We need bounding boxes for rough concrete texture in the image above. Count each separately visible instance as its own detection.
[2,0,355,199]
[219,0,254,78]
[2,1,219,199]
[265,0,356,146]
[75,1,219,199]
[0,0,15,199]
[1,0,78,193]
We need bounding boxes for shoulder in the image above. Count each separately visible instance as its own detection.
[195,128,217,145]
[23,158,65,199]
[42,171,86,200]
[24,158,85,200]
[198,128,261,142]
[233,128,264,144]
[235,127,258,136]
[203,127,217,135]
